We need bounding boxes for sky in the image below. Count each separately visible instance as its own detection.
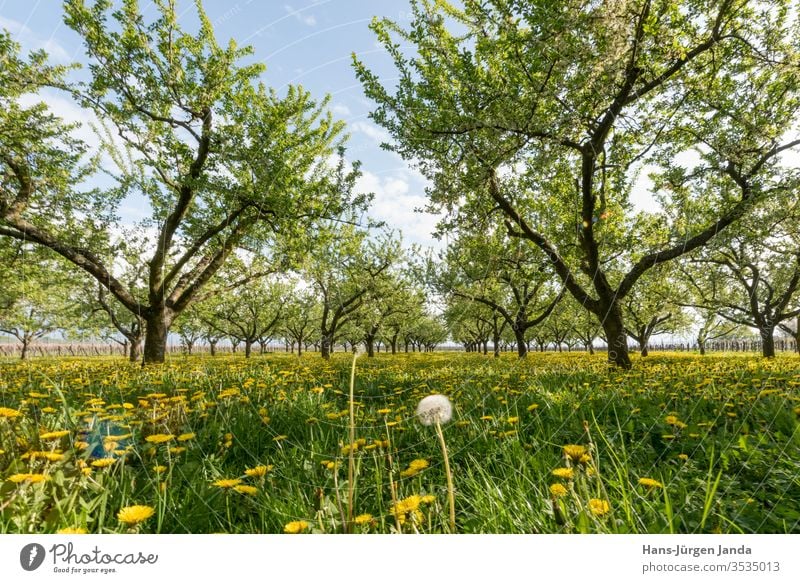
[0,0,444,247]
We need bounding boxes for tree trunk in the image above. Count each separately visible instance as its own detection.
[297,337,303,357]
[391,333,398,354]
[209,340,217,356]
[698,337,706,356]
[366,335,375,358]
[760,326,776,358]
[600,303,632,369]
[586,342,595,355]
[513,327,528,358]
[129,339,142,362]
[640,342,649,357]
[321,334,332,359]
[245,339,252,358]
[20,338,30,360]
[143,314,169,364]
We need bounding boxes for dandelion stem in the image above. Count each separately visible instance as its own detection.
[434,417,456,533]
[383,420,402,533]
[346,352,358,532]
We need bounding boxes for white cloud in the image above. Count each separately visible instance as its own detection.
[331,103,351,117]
[351,121,391,145]
[0,15,71,62]
[356,170,442,248]
[284,4,317,26]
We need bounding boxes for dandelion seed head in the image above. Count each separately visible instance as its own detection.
[416,394,453,426]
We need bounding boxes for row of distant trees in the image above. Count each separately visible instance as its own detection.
[3,231,799,360]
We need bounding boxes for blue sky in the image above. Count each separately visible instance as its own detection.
[0,0,440,246]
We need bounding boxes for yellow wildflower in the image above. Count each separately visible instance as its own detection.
[552,467,574,480]
[284,520,309,534]
[117,505,155,526]
[588,498,611,517]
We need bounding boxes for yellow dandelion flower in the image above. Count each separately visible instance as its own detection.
[563,444,587,462]
[408,459,429,471]
[57,527,87,534]
[233,485,258,496]
[507,416,519,424]
[588,498,610,517]
[153,465,167,474]
[399,467,419,478]
[552,467,574,480]
[177,433,195,442]
[677,453,689,461]
[117,505,155,526]
[8,473,49,484]
[0,407,22,419]
[550,483,568,498]
[420,495,436,504]
[284,520,309,534]
[40,430,70,440]
[527,403,539,412]
[638,477,663,489]
[377,408,392,415]
[145,434,174,444]
[354,513,373,525]
[212,478,242,488]
[245,465,273,477]
[169,446,187,454]
[91,458,117,468]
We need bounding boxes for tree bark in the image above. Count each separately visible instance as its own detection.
[600,303,632,369]
[245,339,252,358]
[143,314,169,364]
[209,340,217,356]
[760,326,776,358]
[321,334,333,359]
[513,327,528,358]
[129,340,142,362]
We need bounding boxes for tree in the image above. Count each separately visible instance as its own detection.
[203,275,287,358]
[437,225,563,357]
[680,204,800,358]
[1,3,364,364]
[281,287,320,356]
[307,227,399,359]
[0,246,83,359]
[622,267,691,356]
[354,0,800,368]
[693,310,739,355]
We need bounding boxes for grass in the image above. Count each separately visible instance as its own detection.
[0,351,798,534]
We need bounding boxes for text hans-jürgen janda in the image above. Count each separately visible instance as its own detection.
[643,544,752,558]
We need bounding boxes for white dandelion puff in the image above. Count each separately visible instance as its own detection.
[416,394,453,426]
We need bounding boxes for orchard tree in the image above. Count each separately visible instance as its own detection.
[437,225,563,357]
[622,267,691,356]
[354,0,800,368]
[681,203,800,358]
[307,227,399,359]
[1,2,366,364]
[0,246,84,359]
[281,288,321,356]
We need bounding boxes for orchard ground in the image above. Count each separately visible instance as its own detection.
[0,352,798,534]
